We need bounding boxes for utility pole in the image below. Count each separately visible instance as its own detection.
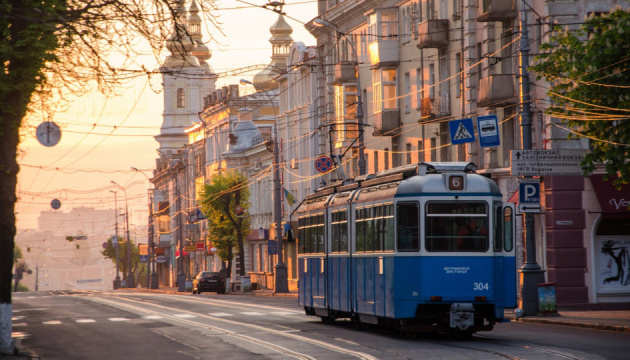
[518,0,545,316]
[175,168,186,292]
[110,190,121,289]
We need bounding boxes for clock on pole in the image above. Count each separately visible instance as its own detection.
[36,121,62,147]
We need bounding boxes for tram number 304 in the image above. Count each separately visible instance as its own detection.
[473,282,490,291]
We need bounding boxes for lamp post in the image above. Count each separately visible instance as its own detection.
[239,78,289,293]
[170,165,187,292]
[313,19,366,176]
[132,167,159,289]
[111,180,134,288]
[109,190,122,289]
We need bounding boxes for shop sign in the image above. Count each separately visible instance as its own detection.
[591,175,630,213]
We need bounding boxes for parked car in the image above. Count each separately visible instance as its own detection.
[192,271,225,294]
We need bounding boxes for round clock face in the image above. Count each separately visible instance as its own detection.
[36,121,62,147]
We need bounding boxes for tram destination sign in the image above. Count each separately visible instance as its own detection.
[510,149,586,176]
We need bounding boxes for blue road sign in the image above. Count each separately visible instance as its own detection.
[139,254,149,263]
[268,240,277,255]
[449,118,475,145]
[315,156,333,173]
[519,181,541,213]
[477,115,500,148]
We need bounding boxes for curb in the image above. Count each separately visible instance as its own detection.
[508,317,630,333]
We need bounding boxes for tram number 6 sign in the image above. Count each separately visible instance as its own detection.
[448,175,464,190]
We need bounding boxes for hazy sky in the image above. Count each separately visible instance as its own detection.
[16,1,317,232]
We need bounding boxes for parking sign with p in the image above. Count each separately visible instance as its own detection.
[518,181,541,213]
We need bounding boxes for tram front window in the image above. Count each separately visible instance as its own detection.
[425,202,488,252]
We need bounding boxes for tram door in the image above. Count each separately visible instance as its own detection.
[502,203,517,308]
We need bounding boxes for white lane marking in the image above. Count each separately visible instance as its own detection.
[143,315,163,320]
[43,321,62,325]
[12,316,25,321]
[108,318,130,322]
[269,311,298,316]
[208,312,232,317]
[241,311,264,316]
[76,319,96,323]
[173,314,197,318]
[12,323,28,327]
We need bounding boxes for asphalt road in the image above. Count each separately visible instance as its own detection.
[12,291,630,359]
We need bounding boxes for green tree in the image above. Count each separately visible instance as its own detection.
[1,0,219,353]
[199,170,251,277]
[101,236,146,288]
[12,247,29,292]
[530,9,630,188]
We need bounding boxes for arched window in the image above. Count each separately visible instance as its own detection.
[177,88,185,108]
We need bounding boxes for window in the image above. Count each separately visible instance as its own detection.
[384,147,390,169]
[397,202,419,251]
[157,201,170,233]
[406,143,412,164]
[425,202,488,252]
[368,9,398,42]
[430,137,437,161]
[355,204,394,253]
[417,140,424,162]
[177,88,185,108]
[298,213,325,254]
[416,67,422,109]
[404,72,411,113]
[372,68,398,113]
[493,202,502,252]
[335,85,358,143]
[373,150,379,173]
[331,210,348,253]
[455,52,462,98]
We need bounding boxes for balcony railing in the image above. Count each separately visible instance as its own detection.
[419,93,450,119]
[477,74,517,108]
[477,0,516,22]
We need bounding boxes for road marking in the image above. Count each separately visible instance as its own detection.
[12,316,25,321]
[76,319,96,323]
[269,311,297,316]
[208,312,232,317]
[108,318,130,322]
[173,314,197,318]
[12,323,28,327]
[42,321,62,325]
[241,311,264,316]
[143,315,163,320]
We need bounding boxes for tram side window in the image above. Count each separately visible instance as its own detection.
[397,202,419,251]
[356,208,365,252]
[331,210,348,253]
[425,202,488,252]
[298,214,325,254]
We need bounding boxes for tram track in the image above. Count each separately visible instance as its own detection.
[87,294,378,360]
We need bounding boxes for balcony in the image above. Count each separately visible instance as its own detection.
[419,94,450,119]
[368,40,399,67]
[416,20,449,49]
[477,74,517,108]
[334,61,357,84]
[477,0,516,22]
[373,109,400,136]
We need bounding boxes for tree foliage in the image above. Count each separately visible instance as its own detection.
[530,9,630,188]
[199,170,251,277]
[101,236,146,287]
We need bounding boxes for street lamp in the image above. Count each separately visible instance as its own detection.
[313,19,366,176]
[239,78,289,293]
[132,167,159,289]
[111,180,134,288]
[109,190,122,289]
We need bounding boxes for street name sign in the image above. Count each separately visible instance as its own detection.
[511,149,586,176]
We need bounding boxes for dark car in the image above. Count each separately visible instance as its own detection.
[192,271,225,294]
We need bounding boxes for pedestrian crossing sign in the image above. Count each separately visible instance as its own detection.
[449,118,475,145]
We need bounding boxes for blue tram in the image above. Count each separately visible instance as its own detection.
[297,162,516,334]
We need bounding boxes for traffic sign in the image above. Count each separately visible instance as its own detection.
[518,181,541,213]
[511,149,586,176]
[187,211,198,223]
[139,255,149,263]
[477,115,500,148]
[449,118,475,145]
[315,156,333,173]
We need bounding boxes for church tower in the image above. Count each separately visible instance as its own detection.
[156,0,217,152]
[252,13,293,91]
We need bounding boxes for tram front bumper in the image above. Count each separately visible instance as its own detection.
[450,303,475,330]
